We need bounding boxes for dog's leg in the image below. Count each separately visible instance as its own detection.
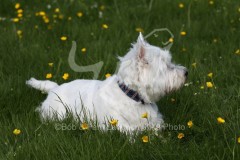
[26,77,59,93]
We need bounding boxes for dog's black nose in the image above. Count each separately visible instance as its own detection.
[185,71,188,77]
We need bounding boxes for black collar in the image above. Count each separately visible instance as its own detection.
[117,81,145,104]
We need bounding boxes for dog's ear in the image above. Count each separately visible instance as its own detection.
[136,32,146,61]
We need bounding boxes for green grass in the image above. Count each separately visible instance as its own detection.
[1,0,240,159]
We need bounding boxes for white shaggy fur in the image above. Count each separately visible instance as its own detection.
[26,33,187,132]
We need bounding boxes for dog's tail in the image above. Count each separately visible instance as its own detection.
[26,77,59,93]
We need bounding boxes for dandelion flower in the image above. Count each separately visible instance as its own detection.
[13,129,21,135]
[48,62,53,67]
[81,122,89,130]
[142,136,149,143]
[17,13,23,18]
[39,11,46,16]
[77,12,83,17]
[105,73,111,78]
[238,137,240,143]
[179,3,184,8]
[209,1,214,5]
[43,17,50,23]
[110,119,118,126]
[217,117,225,124]
[81,48,86,53]
[17,30,22,36]
[141,112,148,119]
[235,49,240,55]
[192,63,197,68]
[46,73,52,79]
[55,8,60,13]
[62,73,69,80]
[60,36,67,41]
[169,38,174,43]
[12,18,19,22]
[15,3,20,9]
[187,120,193,128]
[102,24,108,29]
[207,72,213,78]
[17,9,23,14]
[206,82,213,88]
[180,31,186,36]
[178,133,184,139]
[135,27,144,33]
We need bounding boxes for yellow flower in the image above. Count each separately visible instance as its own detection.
[60,36,67,41]
[109,119,118,126]
[68,17,72,21]
[178,133,184,139]
[13,129,21,135]
[17,30,22,36]
[17,13,23,18]
[77,12,83,17]
[81,122,89,130]
[187,120,193,128]
[105,73,111,78]
[55,8,60,13]
[209,1,214,5]
[206,82,213,88]
[39,11,46,16]
[46,73,52,79]
[15,3,20,9]
[48,62,53,67]
[169,38,174,43]
[217,117,225,124]
[207,72,213,78]
[180,31,186,36]
[135,27,144,33]
[142,136,149,143]
[17,9,23,14]
[12,18,19,22]
[81,48,86,53]
[238,137,240,143]
[43,17,50,23]
[235,49,240,55]
[192,62,197,68]
[141,112,148,119]
[182,48,187,52]
[102,24,109,29]
[179,3,184,8]
[62,73,69,80]
[200,85,204,89]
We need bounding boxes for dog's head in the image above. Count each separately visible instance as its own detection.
[117,33,187,103]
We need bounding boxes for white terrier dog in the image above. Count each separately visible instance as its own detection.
[26,33,187,132]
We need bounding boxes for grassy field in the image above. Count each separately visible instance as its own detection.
[1,0,240,159]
